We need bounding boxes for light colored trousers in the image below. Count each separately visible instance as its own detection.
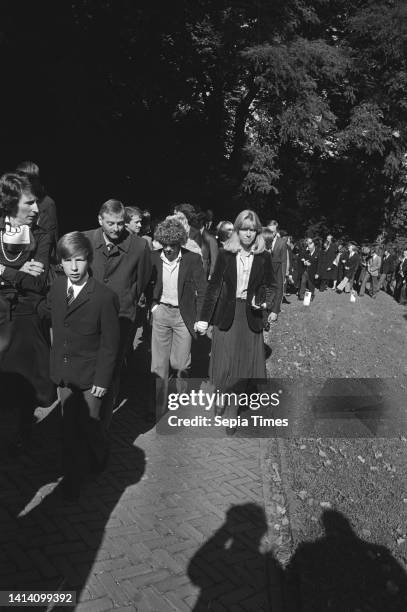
[151,304,192,415]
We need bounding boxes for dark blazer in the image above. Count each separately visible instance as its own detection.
[83,228,152,322]
[201,229,219,279]
[318,242,337,279]
[381,254,396,275]
[200,249,274,332]
[302,248,319,279]
[270,236,288,314]
[344,252,361,281]
[149,249,207,337]
[0,217,52,310]
[38,194,58,246]
[43,276,120,390]
[272,236,288,271]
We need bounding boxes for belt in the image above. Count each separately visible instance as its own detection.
[160,302,179,308]
[236,298,246,303]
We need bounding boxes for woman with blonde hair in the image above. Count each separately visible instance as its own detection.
[195,210,275,429]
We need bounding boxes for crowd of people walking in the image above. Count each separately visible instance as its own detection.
[276,233,407,304]
[0,162,405,500]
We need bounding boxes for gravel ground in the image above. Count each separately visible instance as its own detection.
[264,288,407,611]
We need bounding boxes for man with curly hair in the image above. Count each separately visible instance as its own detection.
[150,217,207,415]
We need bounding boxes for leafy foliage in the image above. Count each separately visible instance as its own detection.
[0,0,406,238]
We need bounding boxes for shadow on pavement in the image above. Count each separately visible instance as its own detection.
[284,509,407,611]
[0,372,38,454]
[0,392,147,608]
[188,503,283,611]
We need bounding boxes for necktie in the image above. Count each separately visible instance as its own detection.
[67,285,75,306]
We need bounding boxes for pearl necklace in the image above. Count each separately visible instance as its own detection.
[0,229,24,262]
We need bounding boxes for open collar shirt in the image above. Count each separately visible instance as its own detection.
[236,248,254,299]
[160,250,182,306]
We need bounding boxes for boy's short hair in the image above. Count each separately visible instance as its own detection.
[124,206,143,223]
[57,231,93,263]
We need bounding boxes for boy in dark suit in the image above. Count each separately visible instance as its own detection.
[42,232,120,500]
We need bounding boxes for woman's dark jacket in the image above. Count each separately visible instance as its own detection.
[199,249,274,332]
[0,217,52,315]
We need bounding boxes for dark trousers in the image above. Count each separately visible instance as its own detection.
[319,278,332,291]
[101,316,135,429]
[59,386,109,487]
[378,273,393,294]
[299,271,316,298]
[271,262,284,314]
[395,280,407,304]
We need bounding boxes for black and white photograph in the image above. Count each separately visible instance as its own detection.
[1,1,407,610]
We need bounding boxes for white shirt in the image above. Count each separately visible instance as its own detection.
[236,249,254,299]
[160,251,182,306]
[67,275,89,300]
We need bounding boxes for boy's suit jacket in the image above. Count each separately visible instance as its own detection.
[45,276,120,389]
[200,249,275,332]
[149,248,207,337]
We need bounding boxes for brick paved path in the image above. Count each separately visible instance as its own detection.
[0,391,287,611]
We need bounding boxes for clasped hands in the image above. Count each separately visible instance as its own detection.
[194,296,276,335]
[194,321,208,335]
[20,259,44,277]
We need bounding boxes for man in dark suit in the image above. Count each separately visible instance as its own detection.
[299,237,319,300]
[42,231,120,499]
[337,242,360,293]
[267,220,287,320]
[192,212,219,279]
[378,247,396,294]
[83,199,152,424]
[395,249,407,303]
[149,217,206,416]
[318,234,338,291]
[204,208,216,234]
